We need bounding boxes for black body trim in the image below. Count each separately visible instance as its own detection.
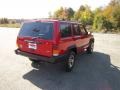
[15,49,67,63]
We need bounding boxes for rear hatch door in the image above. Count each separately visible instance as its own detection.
[17,22,54,57]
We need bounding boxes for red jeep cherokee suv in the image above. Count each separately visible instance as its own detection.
[15,19,94,72]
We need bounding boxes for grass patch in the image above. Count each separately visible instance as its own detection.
[0,23,20,28]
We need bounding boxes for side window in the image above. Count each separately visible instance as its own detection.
[60,23,71,38]
[73,24,80,35]
[80,25,87,35]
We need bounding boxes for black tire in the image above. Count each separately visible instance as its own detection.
[65,51,76,72]
[87,41,94,54]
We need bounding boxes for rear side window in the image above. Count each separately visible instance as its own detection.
[73,24,80,35]
[19,22,53,40]
[60,23,71,38]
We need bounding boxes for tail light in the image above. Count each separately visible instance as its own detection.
[16,42,19,48]
[16,38,19,48]
[53,44,59,56]
[16,38,22,48]
[16,42,22,48]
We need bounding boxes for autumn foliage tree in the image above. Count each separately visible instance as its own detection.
[53,7,74,20]
[92,0,120,32]
[51,0,120,32]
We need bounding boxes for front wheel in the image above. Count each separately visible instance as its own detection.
[65,51,76,72]
[87,41,94,54]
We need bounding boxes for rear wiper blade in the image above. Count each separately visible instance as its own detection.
[32,28,40,32]
[37,36,46,39]
[32,36,45,40]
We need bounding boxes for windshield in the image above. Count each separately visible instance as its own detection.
[19,22,53,40]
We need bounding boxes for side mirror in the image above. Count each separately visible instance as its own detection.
[88,31,92,35]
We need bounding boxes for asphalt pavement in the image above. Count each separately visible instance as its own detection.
[0,27,120,90]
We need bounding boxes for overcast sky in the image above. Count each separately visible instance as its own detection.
[0,0,111,19]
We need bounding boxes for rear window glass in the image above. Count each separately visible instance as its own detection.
[19,22,53,40]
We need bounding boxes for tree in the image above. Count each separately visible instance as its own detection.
[74,5,86,20]
[103,0,120,30]
[53,7,64,19]
[0,18,9,24]
[81,7,93,25]
[74,5,93,25]
[93,14,104,30]
[93,0,120,32]
[111,1,120,29]
[79,5,86,11]
[67,8,75,20]
[112,6,120,29]
[53,7,74,20]
[51,0,120,32]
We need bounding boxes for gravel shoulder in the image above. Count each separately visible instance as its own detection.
[0,27,120,90]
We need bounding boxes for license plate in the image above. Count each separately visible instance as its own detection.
[28,43,37,49]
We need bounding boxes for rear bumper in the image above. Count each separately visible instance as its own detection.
[15,49,67,63]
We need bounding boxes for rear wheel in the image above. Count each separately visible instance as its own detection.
[65,51,76,72]
[87,41,94,54]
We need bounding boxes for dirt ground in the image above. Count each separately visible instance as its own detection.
[0,27,120,90]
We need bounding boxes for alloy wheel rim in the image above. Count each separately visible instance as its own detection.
[91,43,94,52]
[68,54,74,68]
